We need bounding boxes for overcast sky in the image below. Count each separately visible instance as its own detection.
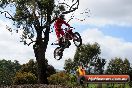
[0,0,132,70]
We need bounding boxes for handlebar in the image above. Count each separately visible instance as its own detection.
[64,27,75,31]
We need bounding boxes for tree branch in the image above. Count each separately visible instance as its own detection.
[69,0,79,10]
[59,3,71,8]
[41,17,57,30]
[0,11,15,20]
[61,0,79,14]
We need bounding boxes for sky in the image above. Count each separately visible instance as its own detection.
[0,0,132,70]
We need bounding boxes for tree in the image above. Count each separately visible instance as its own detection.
[64,58,74,73]
[63,43,105,88]
[123,58,130,74]
[129,65,132,86]
[19,59,38,77]
[18,59,56,79]
[74,43,101,69]
[12,59,55,85]
[106,57,131,74]
[106,58,132,88]
[63,43,106,74]
[0,0,79,84]
[46,65,56,77]
[0,59,21,85]
[94,58,106,74]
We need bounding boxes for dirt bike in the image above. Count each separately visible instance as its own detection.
[52,27,82,60]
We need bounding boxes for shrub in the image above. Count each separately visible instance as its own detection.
[48,71,70,85]
[13,72,37,84]
[48,71,79,87]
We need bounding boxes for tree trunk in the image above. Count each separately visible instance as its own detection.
[33,12,51,84]
[33,34,49,84]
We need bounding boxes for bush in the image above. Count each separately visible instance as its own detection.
[13,72,37,84]
[48,71,79,87]
[48,71,70,85]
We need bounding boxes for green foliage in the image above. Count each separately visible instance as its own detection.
[64,43,102,73]
[106,57,131,74]
[48,71,70,85]
[18,59,56,79]
[13,72,37,84]
[58,5,65,12]
[0,0,57,44]
[74,43,101,66]
[0,59,56,85]
[47,65,56,77]
[94,58,106,74]
[19,59,38,77]
[123,58,131,74]
[48,71,78,87]
[0,59,21,85]
[64,58,74,73]
[0,0,12,8]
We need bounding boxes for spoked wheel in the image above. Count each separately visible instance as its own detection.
[54,47,64,60]
[73,32,82,47]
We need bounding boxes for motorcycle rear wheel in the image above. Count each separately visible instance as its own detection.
[73,32,82,47]
[54,47,64,60]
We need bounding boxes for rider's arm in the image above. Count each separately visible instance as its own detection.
[54,20,57,29]
[61,19,70,27]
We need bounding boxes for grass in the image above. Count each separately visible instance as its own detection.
[67,80,131,88]
[81,83,131,88]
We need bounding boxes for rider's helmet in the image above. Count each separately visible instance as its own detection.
[59,14,65,20]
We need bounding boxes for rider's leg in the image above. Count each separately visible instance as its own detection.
[60,30,64,37]
[58,30,64,46]
[55,28,64,43]
[55,30,60,45]
[67,29,74,40]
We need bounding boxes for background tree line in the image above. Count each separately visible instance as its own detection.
[0,59,55,85]
[63,42,132,87]
[64,42,132,79]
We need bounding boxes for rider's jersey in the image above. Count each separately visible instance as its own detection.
[54,18,70,31]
